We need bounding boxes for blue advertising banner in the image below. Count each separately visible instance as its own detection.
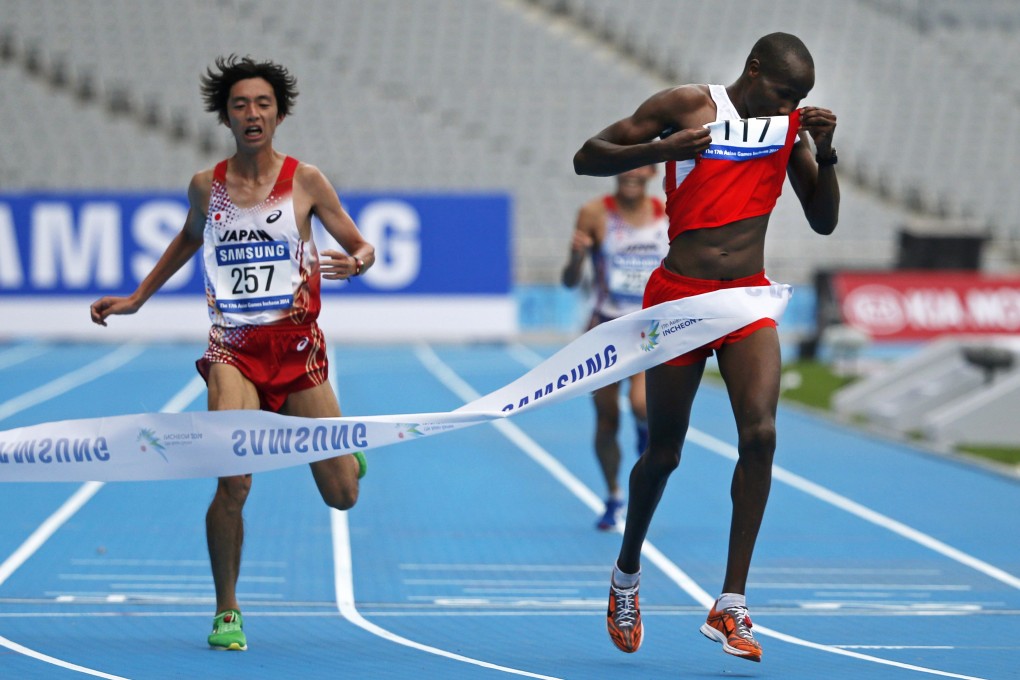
[0,192,510,296]
[0,192,515,341]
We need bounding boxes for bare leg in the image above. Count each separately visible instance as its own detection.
[716,327,781,594]
[592,382,622,496]
[628,371,649,456]
[204,363,261,614]
[281,381,361,510]
[616,360,705,574]
[207,474,251,613]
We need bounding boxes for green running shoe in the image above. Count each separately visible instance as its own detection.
[208,609,247,651]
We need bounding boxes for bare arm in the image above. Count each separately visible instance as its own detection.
[90,173,208,325]
[573,86,713,177]
[561,200,604,288]
[788,106,840,235]
[298,164,375,280]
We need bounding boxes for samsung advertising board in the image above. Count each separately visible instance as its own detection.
[0,192,514,341]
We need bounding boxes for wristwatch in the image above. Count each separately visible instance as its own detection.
[816,148,837,166]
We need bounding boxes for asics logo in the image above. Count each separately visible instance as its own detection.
[296,337,310,352]
[266,210,283,224]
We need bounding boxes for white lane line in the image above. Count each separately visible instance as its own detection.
[327,347,562,680]
[400,563,609,572]
[331,509,562,680]
[416,344,990,680]
[505,341,1020,592]
[686,427,1020,591]
[0,343,51,371]
[160,375,206,414]
[0,483,104,588]
[0,634,129,680]
[0,368,205,678]
[0,344,146,422]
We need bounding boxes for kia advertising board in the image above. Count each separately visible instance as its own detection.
[831,271,1020,340]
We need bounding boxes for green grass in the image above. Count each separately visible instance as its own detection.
[777,360,1020,470]
[956,446,1020,466]
[779,360,855,410]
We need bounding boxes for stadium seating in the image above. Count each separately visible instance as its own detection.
[1,0,1016,285]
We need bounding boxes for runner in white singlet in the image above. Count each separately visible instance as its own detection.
[562,166,669,531]
[91,56,375,653]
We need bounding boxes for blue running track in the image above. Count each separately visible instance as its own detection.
[0,340,1016,679]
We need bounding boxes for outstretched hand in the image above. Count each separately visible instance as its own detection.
[90,296,142,326]
[799,106,837,155]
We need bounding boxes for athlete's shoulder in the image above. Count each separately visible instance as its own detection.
[293,161,335,192]
[579,195,610,221]
[293,159,323,181]
[660,84,713,107]
[187,168,215,206]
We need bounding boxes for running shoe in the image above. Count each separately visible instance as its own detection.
[607,580,643,653]
[700,605,761,662]
[596,498,624,531]
[208,609,247,651]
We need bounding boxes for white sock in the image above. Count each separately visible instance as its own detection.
[715,592,746,610]
[612,563,640,588]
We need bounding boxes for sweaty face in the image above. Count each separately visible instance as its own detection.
[747,56,814,118]
[226,77,281,146]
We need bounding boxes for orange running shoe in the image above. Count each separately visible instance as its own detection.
[607,580,642,653]
[700,605,762,662]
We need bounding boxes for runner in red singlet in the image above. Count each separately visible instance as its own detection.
[90,55,375,652]
[574,33,839,662]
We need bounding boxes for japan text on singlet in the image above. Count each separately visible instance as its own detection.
[202,156,321,327]
[593,195,669,319]
[664,85,801,240]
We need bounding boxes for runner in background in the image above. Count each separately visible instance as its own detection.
[574,32,839,662]
[90,55,375,652]
[561,166,668,530]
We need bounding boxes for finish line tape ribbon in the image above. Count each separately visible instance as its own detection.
[0,284,790,482]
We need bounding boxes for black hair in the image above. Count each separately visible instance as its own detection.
[200,55,298,124]
[747,32,814,75]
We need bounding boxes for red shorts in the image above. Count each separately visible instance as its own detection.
[196,321,329,412]
[642,267,776,366]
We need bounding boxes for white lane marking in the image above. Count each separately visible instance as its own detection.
[0,343,51,370]
[0,634,129,680]
[328,346,563,679]
[400,563,609,572]
[0,367,204,677]
[159,375,206,415]
[69,558,284,567]
[416,343,991,680]
[0,344,145,422]
[747,583,971,591]
[56,574,282,582]
[331,509,563,680]
[686,427,1020,591]
[402,579,604,587]
[508,341,1019,593]
[0,483,105,588]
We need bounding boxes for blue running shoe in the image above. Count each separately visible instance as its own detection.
[597,498,624,531]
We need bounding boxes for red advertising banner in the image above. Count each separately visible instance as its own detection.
[832,271,1020,340]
